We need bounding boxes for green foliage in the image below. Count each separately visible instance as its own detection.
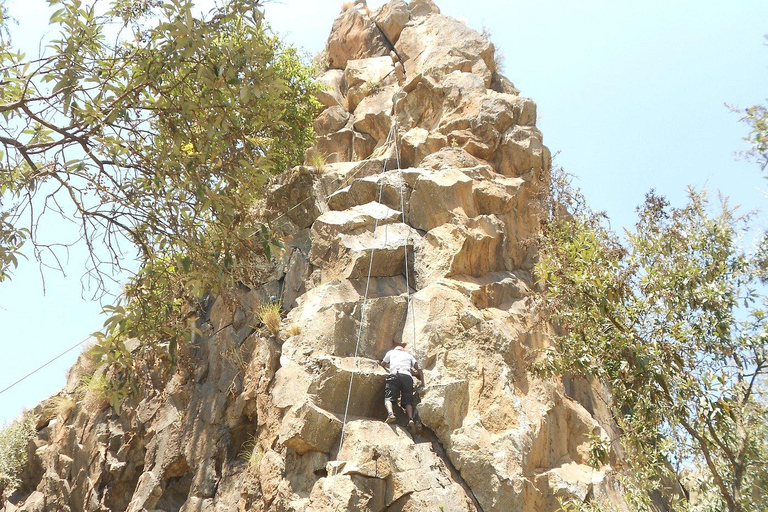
[586,432,609,469]
[1,0,317,285]
[0,414,34,498]
[1,0,319,407]
[239,434,263,470]
[0,214,26,283]
[742,102,768,173]
[536,175,768,512]
[306,150,327,172]
[77,373,110,411]
[741,36,768,175]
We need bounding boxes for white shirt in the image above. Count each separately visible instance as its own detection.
[382,347,417,375]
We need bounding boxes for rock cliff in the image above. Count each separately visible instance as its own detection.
[7,1,624,511]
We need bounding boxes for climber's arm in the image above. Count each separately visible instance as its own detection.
[413,361,425,388]
[380,352,390,371]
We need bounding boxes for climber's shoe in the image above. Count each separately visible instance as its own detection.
[386,414,396,424]
[407,419,416,431]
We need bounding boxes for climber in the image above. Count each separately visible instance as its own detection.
[380,341,425,429]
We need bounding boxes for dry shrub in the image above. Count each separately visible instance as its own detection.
[77,374,109,412]
[65,342,102,385]
[287,324,301,337]
[44,395,77,420]
[258,302,282,337]
[306,150,327,173]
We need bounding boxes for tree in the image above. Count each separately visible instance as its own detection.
[535,180,768,512]
[0,0,319,401]
[1,0,317,286]
[742,101,768,174]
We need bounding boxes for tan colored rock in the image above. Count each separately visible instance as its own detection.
[327,420,478,511]
[283,291,408,361]
[409,0,441,17]
[316,158,395,198]
[282,277,410,362]
[408,168,477,231]
[314,105,350,136]
[332,222,417,281]
[264,166,325,230]
[327,169,414,212]
[352,85,395,143]
[372,0,409,44]
[309,201,402,266]
[419,146,485,170]
[11,4,625,512]
[353,130,377,160]
[282,245,311,309]
[279,401,342,455]
[315,69,346,109]
[325,2,390,70]
[399,73,446,127]
[345,56,395,111]
[399,127,447,168]
[308,356,387,418]
[313,128,354,163]
[495,125,549,177]
[271,364,312,409]
[396,14,494,83]
[491,72,521,95]
[306,473,386,512]
[473,175,523,215]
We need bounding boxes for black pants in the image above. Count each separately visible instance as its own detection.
[384,373,414,407]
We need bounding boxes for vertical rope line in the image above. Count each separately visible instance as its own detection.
[392,91,418,359]
[327,120,397,512]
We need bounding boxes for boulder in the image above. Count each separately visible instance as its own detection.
[372,0,409,44]
[314,105,350,136]
[315,69,346,109]
[9,4,630,512]
[352,85,395,143]
[396,14,495,83]
[325,2,390,70]
[345,57,396,111]
[279,401,343,455]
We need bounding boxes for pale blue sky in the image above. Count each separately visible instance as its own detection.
[1,0,767,424]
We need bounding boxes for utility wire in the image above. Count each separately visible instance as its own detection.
[0,336,91,397]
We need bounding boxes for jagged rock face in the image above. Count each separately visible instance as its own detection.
[7,2,625,512]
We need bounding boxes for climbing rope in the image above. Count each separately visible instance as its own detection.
[391,91,419,361]
[326,89,419,510]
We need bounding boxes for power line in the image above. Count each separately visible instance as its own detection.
[0,336,91,397]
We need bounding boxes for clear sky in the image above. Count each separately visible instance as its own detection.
[1,0,766,425]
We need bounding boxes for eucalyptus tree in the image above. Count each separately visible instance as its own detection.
[0,0,319,403]
[536,179,768,512]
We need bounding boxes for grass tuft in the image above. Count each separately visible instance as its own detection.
[239,435,264,471]
[77,374,109,412]
[258,301,282,337]
[306,150,328,173]
[44,395,77,420]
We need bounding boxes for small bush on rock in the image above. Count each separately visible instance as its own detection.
[0,415,35,498]
[258,302,282,337]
